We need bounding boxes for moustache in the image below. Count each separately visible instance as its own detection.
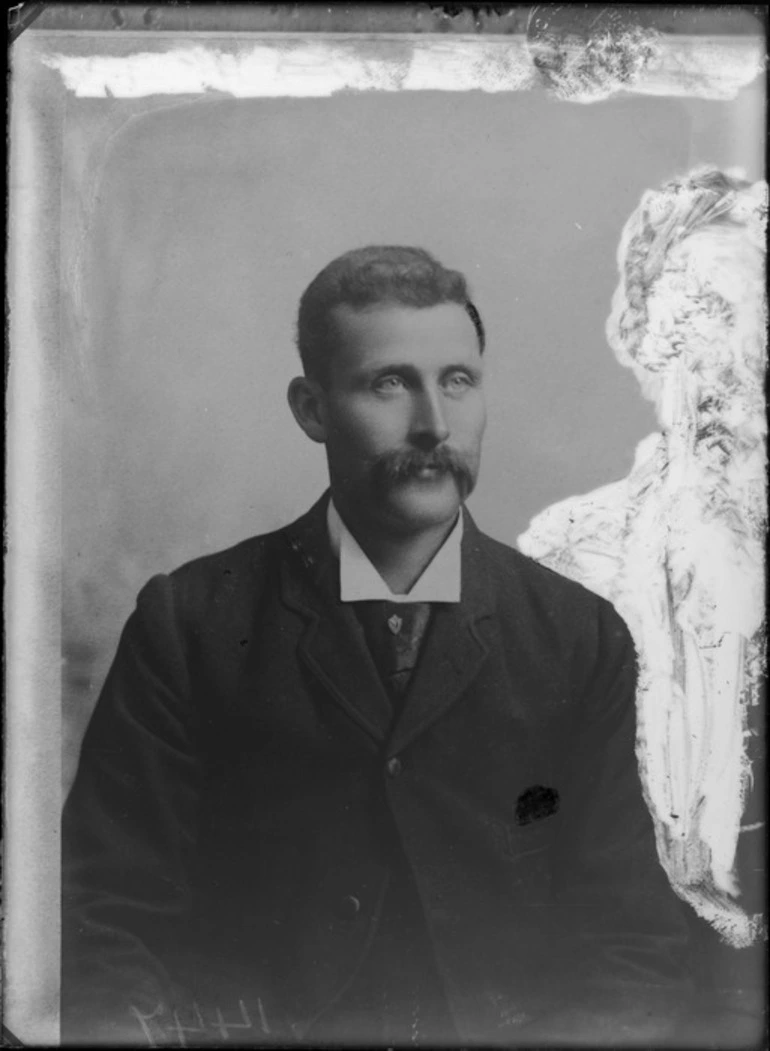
[371,447,476,495]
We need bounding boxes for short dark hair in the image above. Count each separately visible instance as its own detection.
[296,245,485,383]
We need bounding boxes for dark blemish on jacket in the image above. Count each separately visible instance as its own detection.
[516,785,560,825]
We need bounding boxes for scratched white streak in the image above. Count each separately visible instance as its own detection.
[38,35,764,100]
[39,39,535,98]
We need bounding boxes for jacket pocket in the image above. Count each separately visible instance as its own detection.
[486,811,560,864]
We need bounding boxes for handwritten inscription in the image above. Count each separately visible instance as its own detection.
[130,998,263,1047]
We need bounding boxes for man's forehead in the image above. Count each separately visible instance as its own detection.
[329,301,480,349]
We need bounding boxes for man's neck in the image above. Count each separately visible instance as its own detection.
[332,498,459,596]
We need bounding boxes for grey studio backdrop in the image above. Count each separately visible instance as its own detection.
[60,85,762,794]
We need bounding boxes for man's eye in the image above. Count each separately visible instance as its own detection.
[444,372,473,392]
[374,375,406,393]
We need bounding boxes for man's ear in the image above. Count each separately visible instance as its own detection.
[287,377,328,444]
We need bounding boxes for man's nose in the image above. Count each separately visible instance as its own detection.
[410,387,450,446]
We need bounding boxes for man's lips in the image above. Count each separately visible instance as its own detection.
[382,462,453,483]
[409,466,448,480]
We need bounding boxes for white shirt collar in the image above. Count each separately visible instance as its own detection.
[327,498,463,604]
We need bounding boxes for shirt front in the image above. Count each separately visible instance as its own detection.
[326,499,463,604]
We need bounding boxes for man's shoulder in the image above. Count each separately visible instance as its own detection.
[471,525,631,650]
[473,527,604,607]
[171,529,282,580]
[137,522,295,626]
[166,496,328,589]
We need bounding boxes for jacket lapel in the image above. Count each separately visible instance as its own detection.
[388,512,496,755]
[280,495,393,747]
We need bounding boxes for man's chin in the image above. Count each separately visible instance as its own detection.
[378,476,464,533]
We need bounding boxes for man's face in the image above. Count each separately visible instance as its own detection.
[319,302,487,537]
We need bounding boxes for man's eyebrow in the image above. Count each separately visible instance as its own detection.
[359,362,483,380]
[365,361,417,373]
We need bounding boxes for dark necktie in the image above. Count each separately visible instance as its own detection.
[352,601,432,719]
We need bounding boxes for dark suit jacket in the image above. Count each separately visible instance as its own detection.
[62,494,692,1046]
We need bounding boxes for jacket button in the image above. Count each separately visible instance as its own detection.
[335,895,361,920]
[386,757,403,778]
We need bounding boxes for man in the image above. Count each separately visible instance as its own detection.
[62,246,692,1047]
